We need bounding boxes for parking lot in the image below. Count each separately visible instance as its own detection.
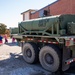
[0,39,75,75]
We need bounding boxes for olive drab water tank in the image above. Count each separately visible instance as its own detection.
[18,14,75,35]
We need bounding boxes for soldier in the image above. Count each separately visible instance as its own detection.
[0,35,3,45]
[12,37,15,43]
[4,34,8,43]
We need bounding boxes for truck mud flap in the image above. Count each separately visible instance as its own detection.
[62,46,70,71]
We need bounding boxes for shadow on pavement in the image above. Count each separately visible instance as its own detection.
[0,52,75,75]
[0,53,51,75]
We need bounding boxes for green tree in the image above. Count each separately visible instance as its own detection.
[0,23,7,34]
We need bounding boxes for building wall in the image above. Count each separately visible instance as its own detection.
[21,10,37,21]
[31,0,75,19]
[22,13,25,21]
[72,0,75,14]
[22,12,31,21]
[24,12,30,20]
[50,0,75,15]
[31,5,50,19]
[30,12,39,19]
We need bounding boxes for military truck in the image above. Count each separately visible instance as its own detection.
[10,14,75,72]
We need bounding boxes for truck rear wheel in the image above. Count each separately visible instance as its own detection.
[22,42,39,64]
[39,45,61,72]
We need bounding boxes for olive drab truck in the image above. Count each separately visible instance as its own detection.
[10,14,75,72]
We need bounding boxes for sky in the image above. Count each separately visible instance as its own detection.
[0,0,56,28]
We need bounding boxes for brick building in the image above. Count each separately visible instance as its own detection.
[21,0,75,21]
[21,9,37,21]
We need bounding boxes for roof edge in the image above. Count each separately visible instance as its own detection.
[31,0,59,14]
[21,9,37,14]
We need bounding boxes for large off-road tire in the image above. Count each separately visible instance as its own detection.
[39,45,61,72]
[22,42,39,64]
